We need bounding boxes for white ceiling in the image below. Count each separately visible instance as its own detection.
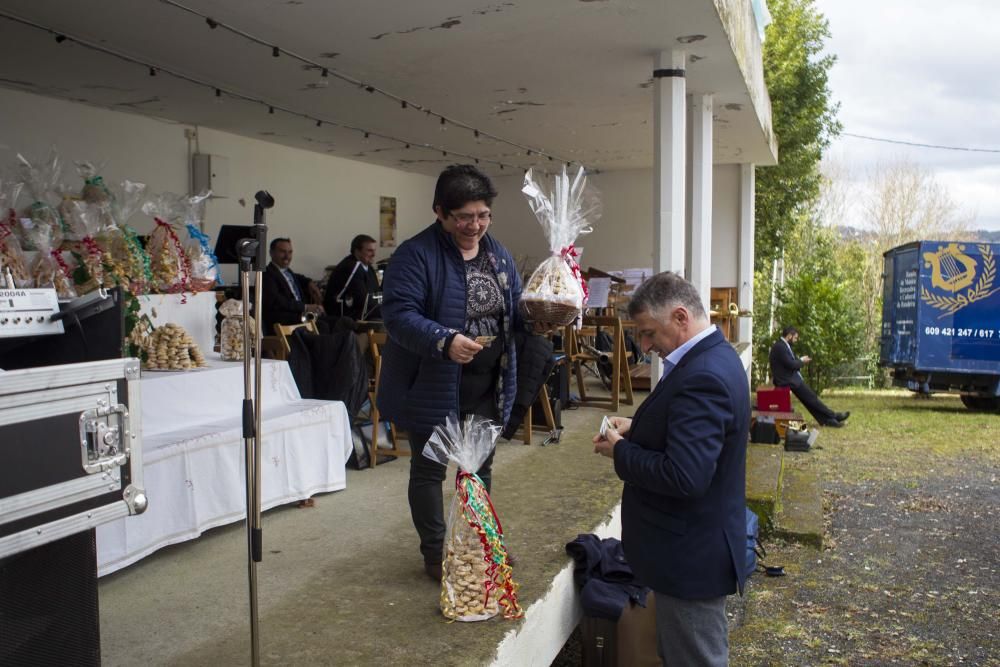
[0,0,776,177]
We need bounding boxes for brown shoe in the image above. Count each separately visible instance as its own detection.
[424,560,442,581]
[297,498,315,508]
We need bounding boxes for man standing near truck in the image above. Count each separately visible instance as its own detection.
[770,326,850,428]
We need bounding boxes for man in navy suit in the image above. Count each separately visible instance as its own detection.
[768,326,849,427]
[594,272,750,666]
[260,237,324,335]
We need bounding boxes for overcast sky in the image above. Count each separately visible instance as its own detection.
[812,0,1000,231]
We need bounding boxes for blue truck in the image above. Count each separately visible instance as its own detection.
[880,240,1000,411]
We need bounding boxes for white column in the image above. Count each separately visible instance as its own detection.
[688,94,713,312]
[738,163,756,343]
[653,50,687,275]
[652,50,686,384]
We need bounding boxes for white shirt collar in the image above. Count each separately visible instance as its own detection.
[659,325,716,381]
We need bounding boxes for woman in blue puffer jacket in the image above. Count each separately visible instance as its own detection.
[378,164,524,580]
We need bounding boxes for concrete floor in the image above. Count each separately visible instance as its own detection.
[98,376,642,666]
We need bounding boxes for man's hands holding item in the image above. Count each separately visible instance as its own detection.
[800,355,811,364]
[308,282,323,304]
[593,416,632,458]
[448,333,483,364]
[304,303,325,315]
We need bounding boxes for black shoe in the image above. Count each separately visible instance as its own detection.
[822,419,843,428]
[835,411,851,422]
[424,560,442,581]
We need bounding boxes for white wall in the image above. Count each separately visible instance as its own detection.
[491,166,743,288]
[0,87,436,281]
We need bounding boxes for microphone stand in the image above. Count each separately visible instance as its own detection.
[235,190,273,667]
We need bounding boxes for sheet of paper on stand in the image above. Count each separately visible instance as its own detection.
[608,268,653,294]
[587,277,611,309]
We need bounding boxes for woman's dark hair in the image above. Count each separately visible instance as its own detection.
[432,164,498,215]
[781,325,799,337]
[350,234,376,253]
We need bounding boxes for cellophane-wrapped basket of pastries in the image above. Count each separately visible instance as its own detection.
[519,166,600,326]
[422,414,523,622]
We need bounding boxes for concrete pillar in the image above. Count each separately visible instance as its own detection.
[738,163,755,343]
[688,94,713,312]
[652,50,686,384]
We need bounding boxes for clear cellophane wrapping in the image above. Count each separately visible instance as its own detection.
[0,177,30,286]
[182,190,219,291]
[142,192,195,293]
[21,215,76,298]
[519,167,600,326]
[422,414,523,622]
[62,198,110,294]
[219,298,254,361]
[100,179,153,295]
[16,149,64,252]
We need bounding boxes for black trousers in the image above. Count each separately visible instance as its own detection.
[407,430,495,564]
[785,382,836,424]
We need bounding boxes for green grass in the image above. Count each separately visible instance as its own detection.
[789,389,1000,485]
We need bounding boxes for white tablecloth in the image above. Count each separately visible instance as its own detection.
[96,356,351,576]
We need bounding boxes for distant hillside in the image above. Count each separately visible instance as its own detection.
[836,226,1000,243]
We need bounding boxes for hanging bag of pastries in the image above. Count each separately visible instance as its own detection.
[21,216,77,298]
[62,198,110,294]
[519,166,600,326]
[142,192,194,294]
[16,149,65,250]
[422,414,523,622]
[103,179,153,295]
[182,190,221,291]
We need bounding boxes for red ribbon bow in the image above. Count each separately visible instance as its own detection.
[154,217,193,303]
[560,244,588,304]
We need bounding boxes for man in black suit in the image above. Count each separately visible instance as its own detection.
[769,325,849,427]
[260,237,324,335]
[594,272,750,666]
[323,234,381,321]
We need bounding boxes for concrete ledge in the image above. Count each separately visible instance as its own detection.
[746,443,784,532]
[774,464,824,548]
[490,504,621,666]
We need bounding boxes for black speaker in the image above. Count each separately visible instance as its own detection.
[0,530,101,666]
[532,397,563,429]
[548,359,570,405]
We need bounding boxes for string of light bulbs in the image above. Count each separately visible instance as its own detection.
[0,8,581,174]
[156,0,574,167]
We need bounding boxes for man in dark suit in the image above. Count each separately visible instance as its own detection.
[769,326,849,427]
[323,234,381,321]
[594,272,750,666]
[260,237,324,335]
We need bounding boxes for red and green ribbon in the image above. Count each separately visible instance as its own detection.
[560,244,589,304]
[456,470,524,620]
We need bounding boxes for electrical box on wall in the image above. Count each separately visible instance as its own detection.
[192,153,229,198]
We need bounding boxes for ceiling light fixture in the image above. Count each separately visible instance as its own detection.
[272,46,280,57]
[268,106,275,114]
[54,33,67,43]
[149,67,156,77]
[205,18,218,29]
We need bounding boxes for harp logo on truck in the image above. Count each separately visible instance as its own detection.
[920,243,997,318]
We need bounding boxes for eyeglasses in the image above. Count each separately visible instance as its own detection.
[450,211,492,225]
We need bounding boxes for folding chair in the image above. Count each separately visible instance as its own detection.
[367,331,410,468]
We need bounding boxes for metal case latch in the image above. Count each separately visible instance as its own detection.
[80,404,130,474]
